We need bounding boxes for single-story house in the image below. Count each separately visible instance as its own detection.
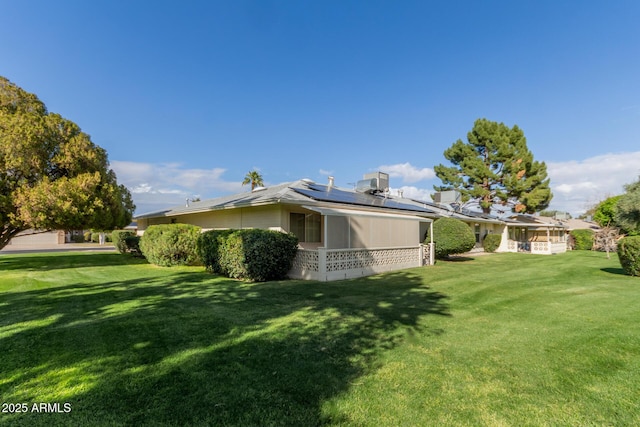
[502,215,568,254]
[136,173,569,280]
[136,173,436,281]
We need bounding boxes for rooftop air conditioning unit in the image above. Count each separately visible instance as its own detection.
[362,172,389,192]
[355,178,378,194]
[433,190,461,204]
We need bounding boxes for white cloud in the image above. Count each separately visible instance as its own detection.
[319,169,334,176]
[110,160,244,214]
[389,186,433,201]
[377,162,435,183]
[547,151,640,214]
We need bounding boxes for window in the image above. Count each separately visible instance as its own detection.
[474,224,481,243]
[290,213,321,243]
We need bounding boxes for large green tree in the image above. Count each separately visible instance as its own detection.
[0,76,134,249]
[615,178,640,236]
[593,195,622,227]
[434,118,552,214]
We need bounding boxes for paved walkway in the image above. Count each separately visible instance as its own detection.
[0,243,118,255]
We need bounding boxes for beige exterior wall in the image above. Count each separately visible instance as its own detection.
[137,205,426,251]
[325,215,421,249]
[137,205,285,234]
[352,216,419,248]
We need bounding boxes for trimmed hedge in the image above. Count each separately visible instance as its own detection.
[198,229,299,281]
[570,229,594,250]
[617,236,640,277]
[426,217,476,259]
[140,224,202,267]
[112,230,141,255]
[196,229,235,273]
[483,233,502,253]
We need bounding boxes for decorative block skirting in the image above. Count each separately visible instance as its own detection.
[503,240,567,255]
[289,244,433,281]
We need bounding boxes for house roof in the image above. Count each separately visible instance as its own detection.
[525,216,600,231]
[408,199,503,224]
[505,214,569,229]
[135,179,509,225]
[291,182,437,215]
[135,180,312,219]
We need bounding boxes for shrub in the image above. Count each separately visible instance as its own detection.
[426,218,476,259]
[112,230,140,255]
[83,231,91,242]
[196,229,235,273]
[200,229,299,281]
[139,224,202,267]
[617,236,640,277]
[124,235,142,257]
[483,233,502,253]
[570,229,594,250]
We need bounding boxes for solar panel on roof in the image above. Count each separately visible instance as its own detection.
[292,185,434,214]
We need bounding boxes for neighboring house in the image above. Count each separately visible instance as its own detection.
[7,229,65,247]
[136,174,436,281]
[503,215,568,254]
[414,200,568,255]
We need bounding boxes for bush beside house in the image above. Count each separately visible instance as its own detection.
[483,233,502,253]
[617,236,640,277]
[140,224,201,266]
[198,229,299,281]
[112,230,141,256]
[196,229,235,274]
[570,229,594,250]
[427,218,476,259]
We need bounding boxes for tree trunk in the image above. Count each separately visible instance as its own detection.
[0,225,24,251]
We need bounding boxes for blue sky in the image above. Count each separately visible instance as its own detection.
[2,1,639,215]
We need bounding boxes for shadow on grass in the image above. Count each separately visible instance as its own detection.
[0,260,449,426]
[601,267,628,276]
[439,256,476,262]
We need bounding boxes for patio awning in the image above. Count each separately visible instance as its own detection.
[302,205,432,222]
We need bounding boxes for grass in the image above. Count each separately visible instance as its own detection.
[1,250,639,426]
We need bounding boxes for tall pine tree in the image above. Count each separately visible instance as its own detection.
[434,118,552,214]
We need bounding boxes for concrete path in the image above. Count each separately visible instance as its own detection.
[0,243,118,255]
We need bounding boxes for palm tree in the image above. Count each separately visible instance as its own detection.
[242,170,264,191]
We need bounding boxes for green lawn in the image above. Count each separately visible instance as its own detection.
[1,251,639,426]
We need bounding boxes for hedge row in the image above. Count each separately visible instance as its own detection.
[139,224,202,267]
[618,236,640,277]
[197,229,299,281]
